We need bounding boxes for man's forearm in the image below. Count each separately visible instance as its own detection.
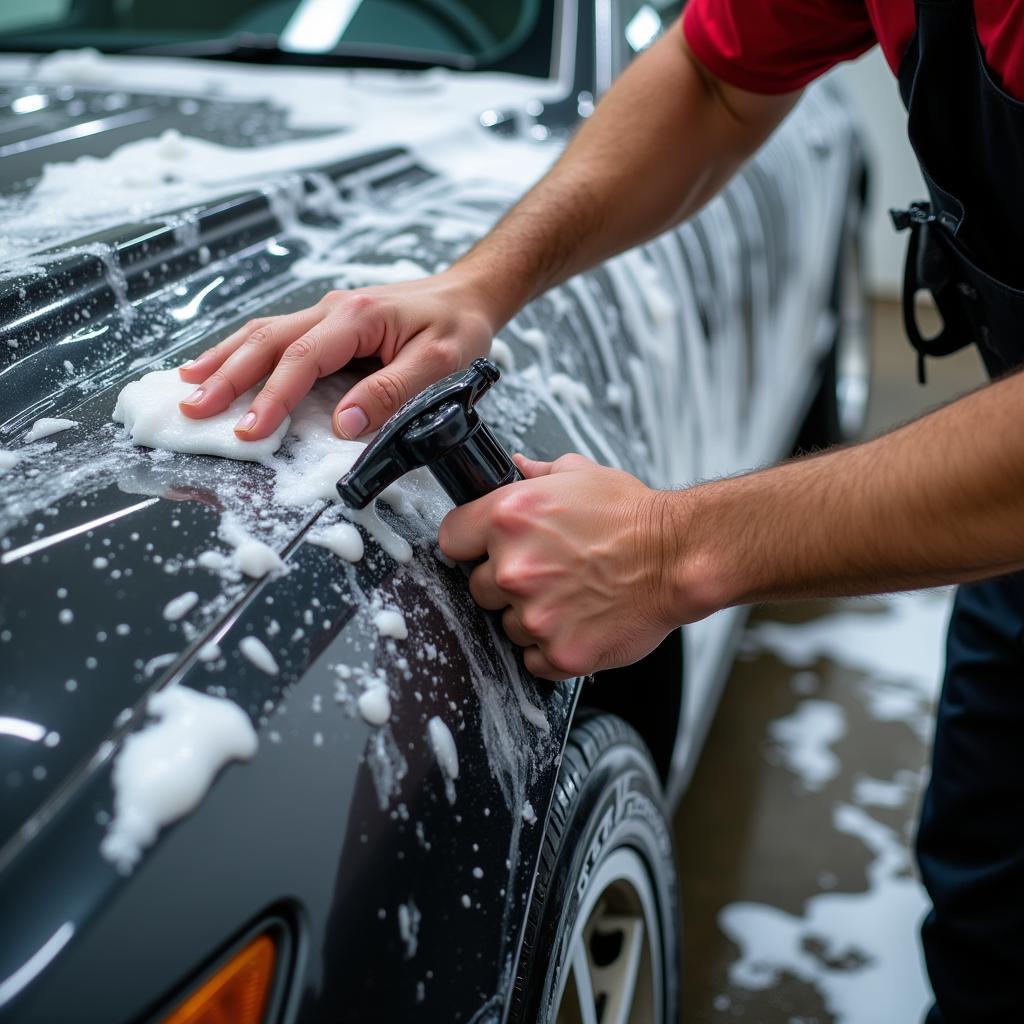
[665,371,1024,618]
[448,27,799,329]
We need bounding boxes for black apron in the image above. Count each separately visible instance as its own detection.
[891,3,1024,1022]
[893,0,1024,382]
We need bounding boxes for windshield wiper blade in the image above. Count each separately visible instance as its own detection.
[124,32,475,71]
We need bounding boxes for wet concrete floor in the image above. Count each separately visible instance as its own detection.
[674,300,986,1023]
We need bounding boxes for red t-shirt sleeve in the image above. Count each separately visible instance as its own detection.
[682,0,878,94]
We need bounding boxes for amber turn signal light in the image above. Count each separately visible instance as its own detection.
[161,933,276,1024]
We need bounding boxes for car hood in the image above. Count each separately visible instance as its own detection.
[0,51,577,856]
[0,50,564,260]
[0,51,602,1024]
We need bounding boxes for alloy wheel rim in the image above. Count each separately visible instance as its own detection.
[553,847,663,1024]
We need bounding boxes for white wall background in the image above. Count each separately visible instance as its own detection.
[834,48,925,297]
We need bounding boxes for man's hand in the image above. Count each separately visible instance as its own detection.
[438,453,680,681]
[177,270,495,441]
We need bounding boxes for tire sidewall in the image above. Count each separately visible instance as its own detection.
[517,734,679,1023]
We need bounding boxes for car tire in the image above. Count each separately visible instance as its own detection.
[796,188,872,452]
[508,711,680,1024]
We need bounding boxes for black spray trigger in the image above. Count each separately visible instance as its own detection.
[336,357,522,509]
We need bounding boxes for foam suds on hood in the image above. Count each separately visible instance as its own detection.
[100,682,257,873]
[0,56,563,262]
[373,608,408,641]
[357,681,391,727]
[219,515,288,579]
[162,590,198,623]
[239,635,279,676]
[309,522,364,563]
[398,899,421,959]
[427,715,458,804]
[24,417,78,443]
[291,256,429,285]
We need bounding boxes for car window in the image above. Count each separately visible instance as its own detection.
[0,0,544,71]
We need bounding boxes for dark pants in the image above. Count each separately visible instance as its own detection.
[918,573,1024,1023]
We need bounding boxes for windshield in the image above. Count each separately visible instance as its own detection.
[0,0,549,74]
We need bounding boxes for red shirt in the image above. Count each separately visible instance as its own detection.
[682,0,1024,100]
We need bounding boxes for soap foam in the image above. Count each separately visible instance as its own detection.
[309,522,364,563]
[162,590,198,622]
[239,636,279,676]
[398,899,421,959]
[373,608,408,641]
[767,699,847,792]
[100,682,257,873]
[358,682,392,726]
[427,715,458,804]
[291,256,429,285]
[113,368,288,462]
[24,417,78,443]
[198,642,221,662]
[220,515,288,579]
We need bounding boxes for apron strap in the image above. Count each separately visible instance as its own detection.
[892,202,974,383]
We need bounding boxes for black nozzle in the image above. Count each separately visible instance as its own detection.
[336,357,521,509]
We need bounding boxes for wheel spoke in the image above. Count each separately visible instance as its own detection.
[550,846,666,1024]
[572,943,600,1024]
[590,915,646,1024]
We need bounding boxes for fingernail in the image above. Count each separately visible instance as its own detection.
[235,411,257,433]
[181,387,205,405]
[337,406,368,439]
[180,354,208,374]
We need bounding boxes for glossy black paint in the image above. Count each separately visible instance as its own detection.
[0,82,582,1024]
[0,9,867,1024]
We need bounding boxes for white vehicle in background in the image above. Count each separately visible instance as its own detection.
[0,2,869,1022]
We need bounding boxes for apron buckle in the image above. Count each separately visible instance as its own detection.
[890,201,931,232]
[896,200,974,384]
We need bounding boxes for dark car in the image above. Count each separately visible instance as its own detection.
[0,2,870,1021]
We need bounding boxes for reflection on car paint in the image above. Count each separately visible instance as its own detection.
[0,46,861,1022]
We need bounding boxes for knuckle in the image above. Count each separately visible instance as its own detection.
[523,647,543,673]
[204,369,238,400]
[468,570,487,602]
[492,491,531,530]
[493,563,522,593]
[344,292,378,317]
[425,338,461,375]
[546,644,587,677]
[246,324,275,348]
[519,606,552,638]
[366,371,408,413]
[280,335,319,364]
[254,380,291,413]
